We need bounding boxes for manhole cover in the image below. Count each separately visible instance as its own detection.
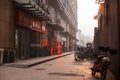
[35,68,46,70]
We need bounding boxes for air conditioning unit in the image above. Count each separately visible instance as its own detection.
[96,0,105,4]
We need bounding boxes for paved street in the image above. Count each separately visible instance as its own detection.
[0,54,95,80]
[0,0,119,80]
[0,53,115,80]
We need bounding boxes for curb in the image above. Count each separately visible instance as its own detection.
[5,52,73,68]
[28,52,72,68]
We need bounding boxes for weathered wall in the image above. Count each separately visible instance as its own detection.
[94,0,120,77]
[108,0,119,76]
[0,0,14,49]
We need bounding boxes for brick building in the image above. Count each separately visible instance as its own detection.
[0,0,77,65]
[94,0,120,79]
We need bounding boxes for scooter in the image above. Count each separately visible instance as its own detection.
[91,55,111,80]
[91,46,117,80]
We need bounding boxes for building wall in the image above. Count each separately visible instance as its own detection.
[118,0,120,78]
[0,0,50,63]
[93,27,99,48]
[94,0,120,77]
[107,0,119,76]
[0,0,78,64]
[0,0,15,64]
[48,0,77,52]
[0,0,14,48]
[76,29,81,46]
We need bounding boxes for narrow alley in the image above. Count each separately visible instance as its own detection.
[0,53,94,80]
[0,0,120,80]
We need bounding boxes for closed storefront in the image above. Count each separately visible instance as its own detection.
[15,9,47,60]
[15,28,30,59]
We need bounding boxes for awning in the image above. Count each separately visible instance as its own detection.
[61,31,71,37]
[61,31,78,41]
[13,0,51,21]
[47,22,64,31]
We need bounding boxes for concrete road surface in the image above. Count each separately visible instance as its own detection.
[0,54,112,80]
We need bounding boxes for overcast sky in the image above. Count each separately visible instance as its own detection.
[77,0,99,38]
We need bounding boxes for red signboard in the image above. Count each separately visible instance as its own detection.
[15,9,45,33]
[30,17,42,32]
[41,23,46,33]
[15,10,30,28]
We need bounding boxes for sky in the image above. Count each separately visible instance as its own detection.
[77,0,99,38]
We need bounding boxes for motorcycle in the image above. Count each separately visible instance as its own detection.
[91,55,111,80]
[91,46,117,80]
[74,51,85,61]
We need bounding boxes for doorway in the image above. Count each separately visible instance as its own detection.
[15,28,30,59]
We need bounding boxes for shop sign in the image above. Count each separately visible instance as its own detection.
[41,23,46,33]
[30,18,42,33]
[16,10,30,29]
[15,9,46,33]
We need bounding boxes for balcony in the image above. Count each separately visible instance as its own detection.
[61,30,73,38]
[13,0,51,21]
[47,21,64,31]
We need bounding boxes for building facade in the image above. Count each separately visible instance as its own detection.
[94,0,120,79]
[0,0,77,65]
[76,29,82,47]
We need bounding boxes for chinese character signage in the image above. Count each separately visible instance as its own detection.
[15,9,46,33]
